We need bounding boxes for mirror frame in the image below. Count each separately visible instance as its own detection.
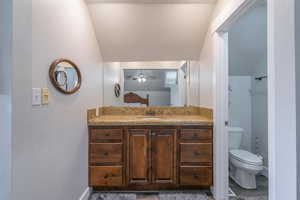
[49,58,82,94]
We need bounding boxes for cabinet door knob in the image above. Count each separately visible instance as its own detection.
[194,174,199,179]
[194,152,200,156]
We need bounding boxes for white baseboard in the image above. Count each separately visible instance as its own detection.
[79,187,91,200]
[210,186,214,196]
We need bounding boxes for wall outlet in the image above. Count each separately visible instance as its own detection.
[42,88,49,105]
[32,88,42,106]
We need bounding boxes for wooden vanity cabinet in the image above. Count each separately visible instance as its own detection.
[127,128,177,186]
[179,128,213,186]
[88,126,213,190]
[127,128,152,185]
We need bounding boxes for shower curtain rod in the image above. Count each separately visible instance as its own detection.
[255,75,267,81]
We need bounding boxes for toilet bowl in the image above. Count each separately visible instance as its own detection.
[229,149,263,189]
[228,127,263,189]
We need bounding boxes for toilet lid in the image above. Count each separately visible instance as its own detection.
[230,149,263,165]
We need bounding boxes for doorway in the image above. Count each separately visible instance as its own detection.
[227,3,268,199]
[212,0,297,200]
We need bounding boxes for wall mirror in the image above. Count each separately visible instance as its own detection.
[103,61,192,107]
[123,69,187,106]
[49,59,82,94]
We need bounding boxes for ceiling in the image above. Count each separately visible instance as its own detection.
[229,4,267,76]
[87,2,216,61]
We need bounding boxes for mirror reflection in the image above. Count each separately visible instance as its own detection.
[49,59,81,94]
[54,62,79,91]
[124,68,187,106]
[103,61,193,107]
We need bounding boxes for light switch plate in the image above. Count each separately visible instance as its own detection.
[32,88,42,106]
[42,88,49,105]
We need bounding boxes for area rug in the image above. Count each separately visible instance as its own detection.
[159,192,208,200]
[89,193,137,200]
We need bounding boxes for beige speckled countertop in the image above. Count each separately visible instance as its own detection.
[88,115,213,126]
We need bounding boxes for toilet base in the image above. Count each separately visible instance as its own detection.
[230,164,258,189]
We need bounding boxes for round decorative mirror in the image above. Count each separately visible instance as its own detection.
[114,83,121,97]
[49,59,82,94]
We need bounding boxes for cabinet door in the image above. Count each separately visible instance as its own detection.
[128,129,151,185]
[151,129,177,184]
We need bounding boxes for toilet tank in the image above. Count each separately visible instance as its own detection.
[228,127,244,150]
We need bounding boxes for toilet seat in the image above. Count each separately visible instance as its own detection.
[229,149,263,166]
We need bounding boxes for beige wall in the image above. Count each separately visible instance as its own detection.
[103,62,123,106]
[199,33,214,108]
[189,61,201,106]
[11,0,103,200]
[198,0,235,108]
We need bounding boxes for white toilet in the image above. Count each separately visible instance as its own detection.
[228,127,263,189]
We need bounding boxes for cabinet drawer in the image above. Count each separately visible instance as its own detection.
[180,166,212,186]
[90,128,123,142]
[180,129,212,141]
[90,166,123,186]
[90,143,123,164]
[180,143,212,164]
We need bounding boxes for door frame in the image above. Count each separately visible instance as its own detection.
[211,0,297,200]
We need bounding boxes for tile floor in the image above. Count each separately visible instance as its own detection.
[137,193,213,200]
[137,194,159,200]
[90,192,214,200]
[229,175,268,200]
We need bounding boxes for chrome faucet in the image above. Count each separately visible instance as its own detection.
[145,109,156,116]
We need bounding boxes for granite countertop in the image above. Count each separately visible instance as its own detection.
[88,115,213,126]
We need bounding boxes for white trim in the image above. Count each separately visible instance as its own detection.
[213,32,229,200]
[120,61,185,70]
[210,0,259,34]
[267,0,297,199]
[211,1,258,199]
[212,0,297,200]
[79,187,92,200]
[211,1,268,199]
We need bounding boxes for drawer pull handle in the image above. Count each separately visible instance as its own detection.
[193,133,198,137]
[194,152,200,156]
[105,134,110,137]
[193,174,199,179]
[102,152,109,156]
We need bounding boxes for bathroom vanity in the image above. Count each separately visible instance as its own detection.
[87,107,213,190]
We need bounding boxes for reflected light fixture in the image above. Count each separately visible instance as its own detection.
[137,74,146,83]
